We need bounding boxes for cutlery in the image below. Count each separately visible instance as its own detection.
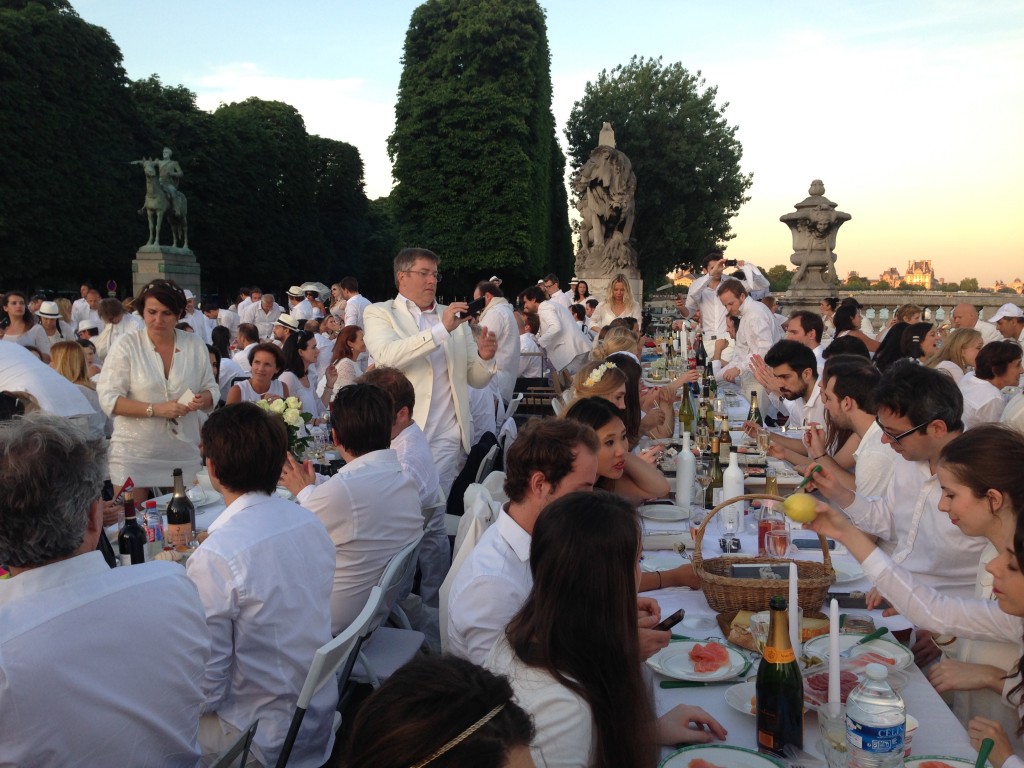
[659,679,742,689]
[839,626,889,658]
[976,737,994,768]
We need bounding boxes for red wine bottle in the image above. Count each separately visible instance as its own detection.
[165,468,195,548]
[117,492,148,565]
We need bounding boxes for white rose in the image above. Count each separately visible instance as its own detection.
[269,398,287,414]
[255,399,272,412]
[285,396,301,410]
[283,408,304,428]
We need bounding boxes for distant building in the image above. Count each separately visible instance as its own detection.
[993,278,1024,295]
[878,266,902,288]
[904,260,936,289]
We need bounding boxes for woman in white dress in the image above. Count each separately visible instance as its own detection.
[279,330,335,421]
[37,301,76,348]
[927,328,984,383]
[226,342,289,404]
[97,279,218,497]
[330,325,367,399]
[807,425,1024,768]
[0,291,51,362]
[485,491,724,767]
[589,274,642,334]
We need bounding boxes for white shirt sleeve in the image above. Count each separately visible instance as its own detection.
[184,548,239,712]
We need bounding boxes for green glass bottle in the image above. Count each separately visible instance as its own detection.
[747,391,765,428]
[756,595,804,757]
[678,389,695,436]
[705,436,724,508]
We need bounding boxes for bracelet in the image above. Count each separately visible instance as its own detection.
[656,571,662,589]
[811,454,824,461]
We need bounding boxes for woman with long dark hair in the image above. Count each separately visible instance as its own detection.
[832,304,879,353]
[900,321,938,363]
[1,290,50,361]
[279,330,333,421]
[487,491,724,767]
[330,324,366,398]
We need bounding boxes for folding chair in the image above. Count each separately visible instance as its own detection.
[273,588,381,768]
[350,534,426,688]
[503,392,524,421]
[209,719,258,768]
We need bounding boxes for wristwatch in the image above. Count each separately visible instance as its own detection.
[146,403,154,418]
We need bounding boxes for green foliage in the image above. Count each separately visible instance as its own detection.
[997,286,1018,294]
[940,281,960,292]
[565,56,752,285]
[388,0,572,283]
[765,265,794,292]
[842,274,874,291]
[960,277,980,292]
[897,281,925,291]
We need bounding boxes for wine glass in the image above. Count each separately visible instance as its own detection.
[756,428,770,459]
[717,502,741,551]
[694,458,712,510]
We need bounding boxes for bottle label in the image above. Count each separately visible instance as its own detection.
[166,523,191,548]
[762,647,795,664]
[846,717,905,754]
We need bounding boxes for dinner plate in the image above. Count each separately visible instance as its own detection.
[832,562,865,584]
[903,757,977,767]
[639,503,689,522]
[802,633,913,670]
[724,680,757,717]
[659,744,785,767]
[647,641,748,682]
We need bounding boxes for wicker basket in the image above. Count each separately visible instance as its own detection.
[692,493,835,613]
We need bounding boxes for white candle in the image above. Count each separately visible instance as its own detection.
[789,562,800,658]
[828,598,841,717]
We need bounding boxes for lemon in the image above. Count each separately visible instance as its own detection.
[783,492,818,523]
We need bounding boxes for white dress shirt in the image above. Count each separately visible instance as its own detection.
[343,293,371,329]
[71,296,90,325]
[728,294,783,375]
[94,313,144,361]
[976,319,1003,345]
[1002,392,1024,436]
[549,289,572,309]
[241,302,283,340]
[212,308,240,337]
[232,342,257,373]
[534,300,590,372]
[392,421,441,507]
[685,274,729,341]
[290,298,314,321]
[0,552,210,767]
[186,492,337,768]
[183,309,212,344]
[843,455,988,596]
[851,420,896,498]
[935,359,967,384]
[519,332,544,377]
[589,299,642,331]
[296,449,423,634]
[486,635,594,768]
[447,510,532,664]
[477,297,520,402]
[959,372,1007,429]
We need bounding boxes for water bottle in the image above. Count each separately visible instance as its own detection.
[845,663,905,767]
[675,432,695,513]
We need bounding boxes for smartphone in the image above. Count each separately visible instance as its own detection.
[828,591,891,610]
[457,296,487,319]
[793,537,836,550]
[652,608,685,632]
[723,258,738,267]
[0,316,10,330]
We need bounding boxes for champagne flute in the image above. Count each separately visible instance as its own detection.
[694,457,712,510]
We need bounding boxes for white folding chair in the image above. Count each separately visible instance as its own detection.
[350,533,426,688]
[210,719,258,768]
[421,485,447,530]
[551,396,565,416]
[504,392,524,421]
[273,587,380,768]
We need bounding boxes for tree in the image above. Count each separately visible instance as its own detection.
[565,56,752,285]
[309,135,370,283]
[765,264,794,293]
[960,277,980,292]
[388,0,572,282]
[940,281,960,292]
[842,275,874,292]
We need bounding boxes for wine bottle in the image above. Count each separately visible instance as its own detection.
[117,492,147,565]
[695,332,707,374]
[756,595,804,757]
[718,423,732,463]
[165,468,196,548]
[705,436,724,508]
[678,389,695,436]
[748,391,765,427]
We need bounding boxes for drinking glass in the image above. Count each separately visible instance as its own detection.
[757,429,770,459]
[765,528,790,557]
[694,458,712,509]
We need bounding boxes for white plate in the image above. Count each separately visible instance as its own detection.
[802,633,913,670]
[725,680,757,717]
[639,503,689,522]
[640,550,687,572]
[648,641,747,682]
[832,562,865,584]
[659,744,785,767]
[903,757,977,767]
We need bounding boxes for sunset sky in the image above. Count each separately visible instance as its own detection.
[77,0,1024,285]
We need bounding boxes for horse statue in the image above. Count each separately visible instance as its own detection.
[132,155,189,250]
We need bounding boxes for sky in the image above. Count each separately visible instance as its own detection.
[75,0,1024,285]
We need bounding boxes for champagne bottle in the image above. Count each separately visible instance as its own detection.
[756,595,804,757]
[678,389,695,436]
[747,391,765,427]
[117,492,147,565]
[705,436,724,508]
[702,383,715,430]
[165,468,195,548]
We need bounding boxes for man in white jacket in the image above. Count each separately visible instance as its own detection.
[473,280,520,404]
[519,285,590,376]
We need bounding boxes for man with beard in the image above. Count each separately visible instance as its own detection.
[746,340,822,465]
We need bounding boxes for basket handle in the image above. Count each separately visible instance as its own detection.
[691,494,833,571]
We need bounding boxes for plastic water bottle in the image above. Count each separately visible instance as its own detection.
[845,663,905,767]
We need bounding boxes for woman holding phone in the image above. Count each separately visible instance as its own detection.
[486,491,724,767]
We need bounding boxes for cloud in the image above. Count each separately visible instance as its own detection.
[192,63,397,199]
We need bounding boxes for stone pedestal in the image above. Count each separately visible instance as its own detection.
[780,180,848,313]
[133,245,201,298]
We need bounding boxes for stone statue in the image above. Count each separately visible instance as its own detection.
[572,123,638,277]
[780,179,850,289]
[132,147,189,250]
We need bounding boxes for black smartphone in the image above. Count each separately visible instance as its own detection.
[457,296,487,319]
[652,608,685,632]
[723,258,738,267]
[793,537,836,550]
[0,316,10,330]
[828,591,890,610]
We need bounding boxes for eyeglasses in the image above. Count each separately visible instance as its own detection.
[875,415,932,445]
[404,269,441,282]
[543,282,555,289]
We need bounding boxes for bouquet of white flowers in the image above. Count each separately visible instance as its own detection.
[256,396,313,457]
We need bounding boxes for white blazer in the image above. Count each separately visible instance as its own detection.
[536,300,590,371]
[363,298,496,453]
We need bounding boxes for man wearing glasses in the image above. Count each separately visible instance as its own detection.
[363,247,498,499]
[541,274,572,309]
[807,363,987,599]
